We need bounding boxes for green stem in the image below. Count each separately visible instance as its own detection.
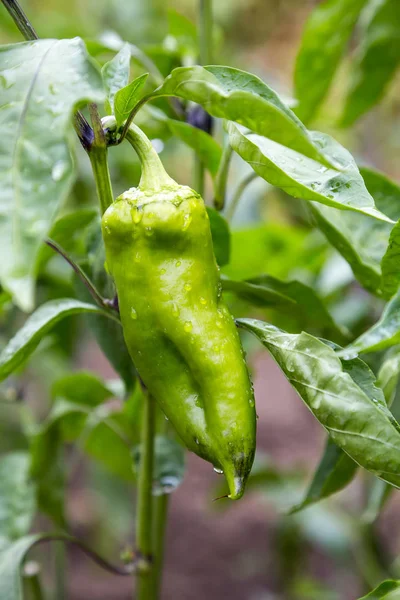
[195,0,213,198]
[23,564,45,600]
[54,543,66,600]
[125,123,177,192]
[88,104,114,214]
[214,140,233,210]
[136,393,156,600]
[151,494,169,598]
[1,0,37,40]
[225,172,258,222]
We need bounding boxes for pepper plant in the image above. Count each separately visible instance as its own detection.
[1,0,400,598]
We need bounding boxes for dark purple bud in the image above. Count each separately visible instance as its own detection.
[187,105,213,135]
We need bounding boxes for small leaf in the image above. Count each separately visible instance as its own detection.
[101,43,131,114]
[0,299,112,382]
[207,208,230,266]
[341,0,400,126]
[238,318,400,489]
[358,580,400,599]
[289,439,357,514]
[294,0,368,123]
[340,289,400,355]
[0,38,104,311]
[155,65,330,164]
[114,73,149,126]
[133,435,185,495]
[227,122,389,221]
[0,453,36,541]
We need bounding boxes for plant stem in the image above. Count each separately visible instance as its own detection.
[1,0,37,40]
[88,104,114,214]
[195,0,213,198]
[23,563,44,600]
[225,171,258,222]
[214,140,233,210]
[54,543,66,600]
[136,393,156,599]
[151,493,169,598]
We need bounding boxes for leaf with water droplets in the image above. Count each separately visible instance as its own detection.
[227,122,392,221]
[238,318,400,490]
[0,38,104,311]
[0,298,111,382]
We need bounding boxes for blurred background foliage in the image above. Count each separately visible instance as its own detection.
[1,1,400,599]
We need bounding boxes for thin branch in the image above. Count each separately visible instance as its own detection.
[1,0,37,40]
[45,238,115,312]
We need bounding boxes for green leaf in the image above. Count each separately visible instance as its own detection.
[238,318,400,489]
[358,580,400,599]
[207,208,230,266]
[310,168,400,297]
[377,348,400,406]
[133,435,185,495]
[363,478,393,524]
[0,38,104,311]
[223,274,344,340]
[36,208,97,273]
[340,288,400,355]
[52,371,121,406]
[294,0,368,123]
[0,534,42,600]
[154,65,330,164]
[0,453,36,541]
[227,122,390,221]
[101,43,131,114]
[341,0,400,126]
[167,120,222,178]
[289,438,357,514]
[0,299,111,382]
[77,222,137,391]
[114,73,149,126]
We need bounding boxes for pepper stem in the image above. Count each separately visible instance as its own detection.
[125,124,177,193]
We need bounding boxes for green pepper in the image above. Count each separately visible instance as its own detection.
[102,123,256,499]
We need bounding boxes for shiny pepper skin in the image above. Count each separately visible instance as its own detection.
[102,124,256,499]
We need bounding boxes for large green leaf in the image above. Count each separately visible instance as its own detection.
[340,288,400,355]
[341,0,400,126]
[289,438,357,514]
[358,580,400,599]
[238,318,400,489]
[0,38,104,311]
[310,167,400,296]
[227,122,390,221]
[0,299,112,382]
[294,0,368,123]
[154,65,330,164]
[0,453,36,541]
[101,43,131,114]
